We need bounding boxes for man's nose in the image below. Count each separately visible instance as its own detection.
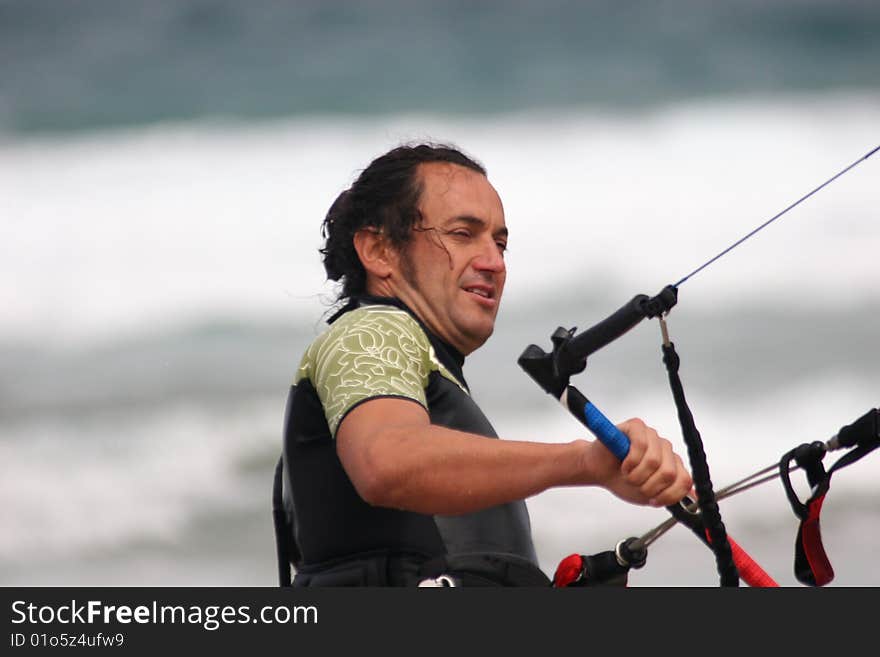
[472,238,506,272]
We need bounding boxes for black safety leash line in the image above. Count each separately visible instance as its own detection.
[654,315,739,584]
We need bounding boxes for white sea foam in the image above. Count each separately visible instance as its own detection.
[2,92,878,346]
[0,398,281,564]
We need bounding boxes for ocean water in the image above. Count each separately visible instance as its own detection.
[2,1,878,587]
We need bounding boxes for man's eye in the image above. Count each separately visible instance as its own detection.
[448,229,471,238]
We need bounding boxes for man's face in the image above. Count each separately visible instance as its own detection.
[390,162,508,355]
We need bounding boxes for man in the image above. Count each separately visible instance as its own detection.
[277,143,692,586]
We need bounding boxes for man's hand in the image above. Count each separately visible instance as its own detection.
[582,417,692,507]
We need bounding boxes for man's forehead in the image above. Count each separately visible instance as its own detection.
[417,162,504,219]
[418,160,481,186]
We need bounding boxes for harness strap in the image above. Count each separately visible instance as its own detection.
[661,341,740,587]
[290,551,551,587]
[291,549,430,586]
[420,552,552,587]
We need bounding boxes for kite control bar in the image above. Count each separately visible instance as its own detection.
[517,284,678,457]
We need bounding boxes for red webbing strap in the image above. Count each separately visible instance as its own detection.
[794,493,834,587]
[792,426,880,586]
[780,443,836,586]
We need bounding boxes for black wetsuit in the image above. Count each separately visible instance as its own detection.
[280,296,537,586]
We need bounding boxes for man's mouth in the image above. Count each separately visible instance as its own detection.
[463,285,495,300]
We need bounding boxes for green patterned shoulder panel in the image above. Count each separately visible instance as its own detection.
[296,305,465,436]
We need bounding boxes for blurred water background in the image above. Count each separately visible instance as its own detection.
[2,0,878,587]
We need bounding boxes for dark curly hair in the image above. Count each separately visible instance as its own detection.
[320,142,486,304]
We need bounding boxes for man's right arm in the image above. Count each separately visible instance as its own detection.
[336,396,692,515]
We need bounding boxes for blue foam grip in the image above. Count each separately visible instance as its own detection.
[583,402,631,461]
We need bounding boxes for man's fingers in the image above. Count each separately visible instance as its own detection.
[637,443,678,497]
[620,418,665,486]
[645,454,692,507]
[617,417,693,506]
[617,417,647,475]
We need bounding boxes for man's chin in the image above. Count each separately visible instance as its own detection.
[459,323,496,354]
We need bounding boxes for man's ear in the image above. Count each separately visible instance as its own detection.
[353,228,395,281]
